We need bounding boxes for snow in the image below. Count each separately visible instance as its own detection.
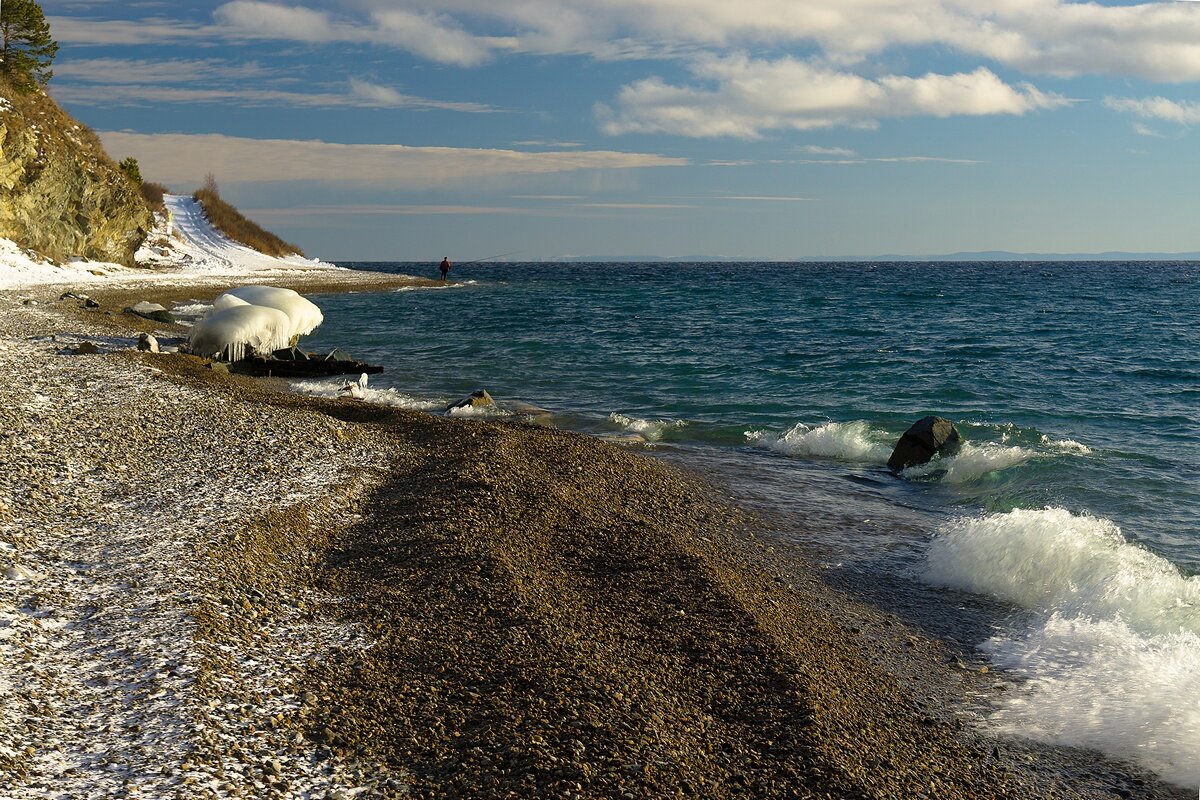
[215,285,324,339]
[0,238,131,289]
[0,194,339,290]
[188,304,292,362]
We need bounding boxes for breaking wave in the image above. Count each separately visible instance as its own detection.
[925,508,1200,787]
[288,378,443,411]
[902,442,1035,483]
[747,420,891,463]
[608,413,687,442]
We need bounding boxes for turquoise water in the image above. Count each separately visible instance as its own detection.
[299,261,1200,786]
[307,261,1198,570]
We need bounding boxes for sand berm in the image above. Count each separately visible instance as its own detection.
[0,273,1188,799]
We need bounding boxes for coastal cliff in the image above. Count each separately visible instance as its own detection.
[0,80,150,266]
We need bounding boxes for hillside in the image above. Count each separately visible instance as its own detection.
[0,76,151,265]
[192,181,303,259]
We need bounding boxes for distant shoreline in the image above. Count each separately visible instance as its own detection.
[337,254,1200,264]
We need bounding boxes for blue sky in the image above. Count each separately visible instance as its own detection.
[42,0,1200,260]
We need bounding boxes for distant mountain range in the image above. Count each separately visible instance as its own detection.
[544,250,1200,263]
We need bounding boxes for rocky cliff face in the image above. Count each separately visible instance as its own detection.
[0,82,151,266]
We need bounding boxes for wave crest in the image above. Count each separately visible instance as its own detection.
[748,420,891,463]
[925,508,1200,787]
[608,413,687,442]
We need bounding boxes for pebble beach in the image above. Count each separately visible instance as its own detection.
[0,275,1192,799]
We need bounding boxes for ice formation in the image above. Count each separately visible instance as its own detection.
[216,286,324,340]
[188,305,291,362]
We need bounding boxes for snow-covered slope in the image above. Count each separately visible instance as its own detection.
[0,194,336,289]
[144,195,332,275]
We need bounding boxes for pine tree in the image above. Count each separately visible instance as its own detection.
[0,0,58,92]
[119,157,143,185]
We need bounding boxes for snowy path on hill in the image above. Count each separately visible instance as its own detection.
[154,195,332,275]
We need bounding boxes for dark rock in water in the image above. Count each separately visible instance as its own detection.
[325,347,356,362]
[887,416,962,472]
[272,347,310,361]
[447,390,495,412]
[68,341,101,355]
[137,333,159,353]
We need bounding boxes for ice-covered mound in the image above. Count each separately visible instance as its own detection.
[213,285,323,340]
[189,304,291,362]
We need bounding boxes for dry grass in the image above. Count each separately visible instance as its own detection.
[139,181,167,212]
[193,180,304,258]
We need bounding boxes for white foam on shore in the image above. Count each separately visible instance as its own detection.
[982,615,1200,788]
[447,402,509,418]
[289,378,443,411]
[393,280,477,292]
[902,442,1034,483]
[609,413,687,442]
[925,508,1200,787]
[748,420,890,463]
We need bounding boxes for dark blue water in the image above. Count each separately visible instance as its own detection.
[294,261,1200,785]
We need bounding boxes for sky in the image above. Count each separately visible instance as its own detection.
[40,0,1200,260]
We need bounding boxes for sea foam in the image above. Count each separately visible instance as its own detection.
[903,442,1034,483]
[288,378,443,411]
[748,420,890,463]
[926,508,1200,787]
[926,508,1200,635]
[609,413,687,442]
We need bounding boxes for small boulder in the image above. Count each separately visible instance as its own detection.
[83,298,100,309]
[887,416,962,472]
[447,389,495,412]
[69,341,101,355]
[137,333,159,353]
[126,301,176,324]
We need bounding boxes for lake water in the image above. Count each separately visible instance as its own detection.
[297,261,1199,788]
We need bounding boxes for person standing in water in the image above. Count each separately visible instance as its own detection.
[439,256,452,281]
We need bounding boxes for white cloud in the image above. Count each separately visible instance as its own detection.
[259,1,1200,81]
[512,140,585,148]
[600,56,1066,138]
[371,9,499,67]
[52,1,1200,82]
[345,79,495,112]
[210,1,506,66]
[48,15,213,45]
[96,131,688,186]
[778,156,984,165]
[213,1,337,41]
[798,145,857,156]
[50,80,494,112]
[1105,95,1200,125]
[53,58,273,84]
